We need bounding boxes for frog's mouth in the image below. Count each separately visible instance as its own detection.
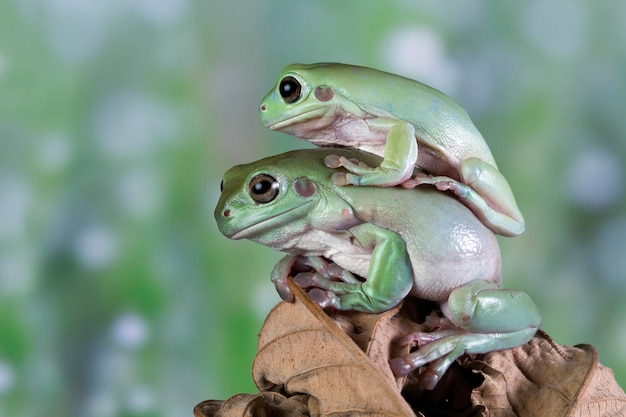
[266,108,320,130]
[266,103,337,132]
[267,109,317,130]
[228,201,313,240]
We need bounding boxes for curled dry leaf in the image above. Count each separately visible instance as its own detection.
[466,333,626,417]
[193,392,311,417]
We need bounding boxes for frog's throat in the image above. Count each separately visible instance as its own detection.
[229,201,314,240]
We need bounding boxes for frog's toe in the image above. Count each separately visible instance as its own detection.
[389,356,414,377]
[390,335,465,386]
[273,276,293,302]
[292,272,321,288]
[347,157,370,168]
[400,179,418,189]
[390,353,452,389]
[324,154,342,168]
[331,172,361,186]
[418,369,441,390]
[399,331,442,347]
[306,288,339,309]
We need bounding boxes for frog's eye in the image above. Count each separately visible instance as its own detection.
[278,76,302,103]
[249,174,279,203]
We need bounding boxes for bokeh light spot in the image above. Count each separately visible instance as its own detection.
[110,313,149,349]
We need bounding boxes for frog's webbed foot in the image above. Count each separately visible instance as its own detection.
[271,255,344,302]
[324,120,418,187]
[292,266,364,309]
[407,174,470,196]
[390,329,514,390]
[325,154,411,187]
[324,155,380,186]
[390,280,541,389]
[271,256,364,309]
[402,158,525,237]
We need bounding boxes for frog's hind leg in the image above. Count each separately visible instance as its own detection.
[405,158,525,237]
[389,280,541,389]
[390,328,536,389]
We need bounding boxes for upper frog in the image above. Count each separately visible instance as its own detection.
[214,148,540,388]
[259,63,525,237]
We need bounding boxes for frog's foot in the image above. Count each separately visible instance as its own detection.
[325,155,390,187]
[324,155,371,170]
[389,280,541,389]
[404,163,525,237]
[292,269,399,314]
[293,263,362,287]
[271,255,303,302]
[325,155,372,186]
[271,255,346,302]
[400,172,432,189]
[458,158,525,236]
[408,174,470,197]
[390,327,538,390]
[292,270,374,310]
[324,152,413,187]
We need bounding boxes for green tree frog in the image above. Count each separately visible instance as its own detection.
[214,148,541,389]
[259,63,525,237]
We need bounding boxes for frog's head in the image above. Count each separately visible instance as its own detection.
[259,63,360,139]
[215,159,310,243]
[214,149,364,249]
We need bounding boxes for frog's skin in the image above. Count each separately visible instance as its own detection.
[259,63,525,237]
[214,148,541,389]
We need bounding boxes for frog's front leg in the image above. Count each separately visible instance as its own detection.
[390,280,541,389]
[405,158,525,237]
[272,254,362,303]
[293,223,414,313]
[325,118,418,187]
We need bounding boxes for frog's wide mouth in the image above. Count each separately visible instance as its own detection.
[264,107,324,130]
[228,201,313,240]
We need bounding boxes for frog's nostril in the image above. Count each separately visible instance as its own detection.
[260,104,267,112]
[223,209,231,217]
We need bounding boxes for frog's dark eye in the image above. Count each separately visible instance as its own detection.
[249,174,279,203]
[279,76,302,103]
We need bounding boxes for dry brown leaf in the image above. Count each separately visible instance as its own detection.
[196,280,626,417]
[193,392,311,417]
[252,279,417,417]
[329,304,423,393]
[466,334,626,417]
[572,361,626,417]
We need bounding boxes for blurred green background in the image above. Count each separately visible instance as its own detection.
[0,0,625,415]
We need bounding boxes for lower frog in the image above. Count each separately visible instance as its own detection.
[214,148,541,389]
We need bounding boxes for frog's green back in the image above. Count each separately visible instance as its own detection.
[286,63,495,165]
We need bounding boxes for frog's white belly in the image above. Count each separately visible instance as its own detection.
[275,225,500,303]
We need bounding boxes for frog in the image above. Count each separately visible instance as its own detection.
[259,63,525,237]
[214,147,541,389]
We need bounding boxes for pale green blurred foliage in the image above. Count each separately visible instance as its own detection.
[0,0,624,416]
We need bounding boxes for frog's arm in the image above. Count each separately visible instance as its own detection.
[326,120,525,236]
[390,280,541,389]
[292,223,414,313]
[325,119,418,187]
